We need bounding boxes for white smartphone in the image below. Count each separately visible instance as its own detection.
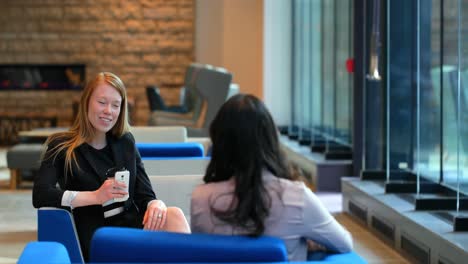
[114,170,130,202]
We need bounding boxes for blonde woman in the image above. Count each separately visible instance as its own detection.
[33,72,190,260]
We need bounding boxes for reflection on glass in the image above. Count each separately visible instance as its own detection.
[364,0,386,171]
[335,0,353,146]
[456,0,468,199]
[367,0,382,81]
[415,0,441,184]
[322,0,334,141]
[311,0,322,142]
[291,0,302,138]
[301,0,312,139]
[459,67,468,196]
[291,0,353,155]
[441,0,465,194]
[387,0,468,196]
[387,0,415,177]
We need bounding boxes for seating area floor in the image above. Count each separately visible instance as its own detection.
[0,148,410,263]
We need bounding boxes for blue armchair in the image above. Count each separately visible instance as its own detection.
[37,207,84,264]
[18,242,71,264]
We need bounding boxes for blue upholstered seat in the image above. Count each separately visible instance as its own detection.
[90,227,288,263]
[136,142,204,158]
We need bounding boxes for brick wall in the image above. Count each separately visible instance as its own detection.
[0,0,194,126]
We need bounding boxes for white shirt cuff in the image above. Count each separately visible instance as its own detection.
[61,190,78,209]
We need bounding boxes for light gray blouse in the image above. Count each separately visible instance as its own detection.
[190,170,353,261]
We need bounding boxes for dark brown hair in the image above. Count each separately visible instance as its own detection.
[204,94,293,236]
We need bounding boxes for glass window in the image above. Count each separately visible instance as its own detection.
[383,0,468,197]
[310,0,322,143]
[290,0,302,139]
[460,0,468,195]
[441,0,468,194]
[321,0,335,139]
[417,0,441,183]
[364,0,386,170]
[335,0,353,146]
[290,0,353,156]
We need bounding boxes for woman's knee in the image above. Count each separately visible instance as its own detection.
[166,206,190,233]
[167,206,185,220]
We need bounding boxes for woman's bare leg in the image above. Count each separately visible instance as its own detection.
[163,207,191,233]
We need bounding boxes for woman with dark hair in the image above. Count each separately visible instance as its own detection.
[190,94,352,261]
[33,72,190,260]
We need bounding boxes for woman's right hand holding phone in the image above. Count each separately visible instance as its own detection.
[94,179,128,204]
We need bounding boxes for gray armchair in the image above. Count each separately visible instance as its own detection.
[146,63,205,114]
[148,65,233,137]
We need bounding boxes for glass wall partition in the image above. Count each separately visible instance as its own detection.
[441,0,468,194]
[321,0,335,142]
[329,0,354,156]
[310,0,322,145]
[382,0,451,187]
[459,0,468,197]
[289,0,353,159]
[417,0,468,194]
[290,0,303,139]
[416,0,441,185]
[299,0,312,144]
[381,0,468,205]
[385,0,424,184]
[335,0,353,147]
[290,0,315,144]
[363,0,386,171]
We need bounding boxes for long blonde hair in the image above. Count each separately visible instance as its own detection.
[44,72,131,177]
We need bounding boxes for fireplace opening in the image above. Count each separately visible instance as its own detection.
[0,64,85,91]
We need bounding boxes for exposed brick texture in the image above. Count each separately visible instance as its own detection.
[0,0,194,126]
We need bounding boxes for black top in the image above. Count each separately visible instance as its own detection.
[84,143,115,177]
[85,143,128,221]
[33,132,156,260]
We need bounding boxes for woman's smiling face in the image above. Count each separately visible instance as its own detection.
[88,82,122,135]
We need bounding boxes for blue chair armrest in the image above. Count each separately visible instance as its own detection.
[136,142,204,158]
[18,242,71,264]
